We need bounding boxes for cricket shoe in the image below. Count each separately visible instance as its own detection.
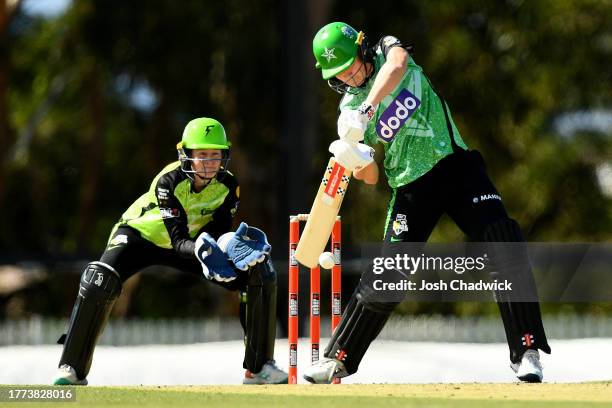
[510,349,543,383]
[303,357,348,384]
[53,364,88,386]
[243,360,288,384]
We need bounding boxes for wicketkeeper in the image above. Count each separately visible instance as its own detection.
[54,117,287,385]
[304,22,551,383]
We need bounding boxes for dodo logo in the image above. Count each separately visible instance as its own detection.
[375,88,420,142]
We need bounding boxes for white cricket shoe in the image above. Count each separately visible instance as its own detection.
[53,364,88,386]
[510,349,543,383]
[243,360,288,384]
[303,357,348,384]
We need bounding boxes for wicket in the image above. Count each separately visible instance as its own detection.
[288,214,342,384]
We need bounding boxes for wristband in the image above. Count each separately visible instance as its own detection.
[358,102,375,121]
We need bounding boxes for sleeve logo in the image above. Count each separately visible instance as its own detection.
[383,36,400,47]
[157,188,169,205]
[157,187,169,199]
[109,234,128,246]
[375,88,421,142]
[160,207,179,219]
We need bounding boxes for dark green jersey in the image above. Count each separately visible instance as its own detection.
[109,162,239,258]
[339,36,468,188]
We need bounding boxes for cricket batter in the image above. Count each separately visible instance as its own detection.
[54,117,288,385]
[304,22,551,383]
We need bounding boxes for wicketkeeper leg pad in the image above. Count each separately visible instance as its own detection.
[242,257,277,373]
[57,262,122,380]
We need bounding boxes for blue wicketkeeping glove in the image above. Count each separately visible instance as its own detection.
[194,232,237,282]
[218,222,272,271]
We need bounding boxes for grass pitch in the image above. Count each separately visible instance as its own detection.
[1,383,610,407]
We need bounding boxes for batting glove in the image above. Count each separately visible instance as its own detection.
[337,103,376,144]
[329,139,375,172]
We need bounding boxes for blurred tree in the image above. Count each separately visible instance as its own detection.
[322,0,612,243]
[5,0,286,254]
[5,0,609,255]
[0,0,22,240]
[1,0,611,319]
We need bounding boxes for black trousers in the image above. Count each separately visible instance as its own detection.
[101,226,247,290]
[327,150,550,374]
[382,149,550,363]
[384,149,506,242]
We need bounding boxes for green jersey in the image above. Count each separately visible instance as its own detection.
[110,162,239,258]
[339,36,468,188]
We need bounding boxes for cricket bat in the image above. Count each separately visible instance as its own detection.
[295,157,351,268]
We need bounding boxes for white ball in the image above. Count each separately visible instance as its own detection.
[318,251,335,269]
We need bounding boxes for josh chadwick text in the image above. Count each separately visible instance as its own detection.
[372,278,512,292]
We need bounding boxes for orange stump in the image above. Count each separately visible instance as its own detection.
[288,214,342,384]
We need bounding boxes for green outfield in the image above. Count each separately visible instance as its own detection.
[1,383,610,407]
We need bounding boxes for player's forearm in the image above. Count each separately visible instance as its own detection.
[364,61,407,107]
[164,218,197,258]
[174,238,196,259]
[353,161,379,185]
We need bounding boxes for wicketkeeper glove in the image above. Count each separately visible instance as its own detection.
[194,233,237,282]
[328,139,375,172]
[218,222,272,271]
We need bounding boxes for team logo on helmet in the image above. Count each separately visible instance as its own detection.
[341,26,355,39]
[321,47,337,63]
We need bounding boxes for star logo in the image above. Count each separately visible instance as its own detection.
[321,47,337,63]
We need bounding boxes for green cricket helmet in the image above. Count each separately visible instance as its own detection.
[313,22,365,80]
[176,117,231,180]
[179,117,231,150]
